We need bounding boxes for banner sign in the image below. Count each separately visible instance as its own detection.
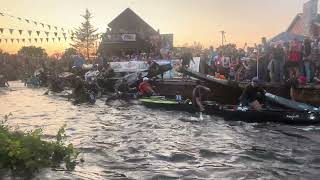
[110,61,148,73]
[121,34,136,41]
[109,57,200,79]
[104,33,137,43]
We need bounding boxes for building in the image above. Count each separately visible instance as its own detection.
[98,8,173,58]
[272,0,320,42]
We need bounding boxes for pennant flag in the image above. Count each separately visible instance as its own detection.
[58,37,61,42]
[0,28,3,34]
[36,31,40,36]
[40,38,43,43]
[17,17,22,20]
[46,38,49,42]
[9,29,14,34]
[41,23,44,28]
[54,32,58,37]
[25,19,30,23]
[11,39,14,43]
[63,33,66,37]
[54,26,57,30]
[28,38,32,43]
[33,21,37,25]
[45,32,49,37]
[52,38,55,42]
[22,38,25,43]
[34,38,38,43]
[28,30,32,36]
[5,39,8,43]
[16,39,20,43]
[18,30,23,35]
[47,25,51,29]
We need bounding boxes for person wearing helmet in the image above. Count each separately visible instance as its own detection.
[138,77,155,97]
[239,77,266,111]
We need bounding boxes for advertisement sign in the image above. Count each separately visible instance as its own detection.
[109,57,200,78]
[110,61,148,73]
[121,34,136,41]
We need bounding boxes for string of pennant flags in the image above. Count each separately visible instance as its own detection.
[0,27,102,44]
[0,27,74,38]
[0,10,71,33]
[0,37,71,44]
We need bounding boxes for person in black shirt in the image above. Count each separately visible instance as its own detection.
[239,77,266,111]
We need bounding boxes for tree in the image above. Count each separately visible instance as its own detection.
[71,9,98,61]
[62,48,78,59]
[18,46,47,58]
[51,52,63,60]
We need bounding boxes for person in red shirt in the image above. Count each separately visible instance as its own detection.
[138,77,155,97]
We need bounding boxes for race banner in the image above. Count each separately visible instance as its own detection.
[110,61,148,73]
[109,57,200,79]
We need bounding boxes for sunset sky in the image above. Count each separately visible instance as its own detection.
[0,0,313,55]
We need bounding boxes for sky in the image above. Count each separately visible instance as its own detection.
[0,0,312,55]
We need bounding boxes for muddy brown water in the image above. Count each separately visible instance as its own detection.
[1,81,320,179]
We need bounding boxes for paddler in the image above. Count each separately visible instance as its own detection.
[239,77,266,111]
[138,77,156,97]
[192,81,211,112]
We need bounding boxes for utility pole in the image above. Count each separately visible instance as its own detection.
[220,31,226,46]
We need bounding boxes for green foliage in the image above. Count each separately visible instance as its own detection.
[17,46,48,58]
[71,9,99,61]
[0,115,81,178]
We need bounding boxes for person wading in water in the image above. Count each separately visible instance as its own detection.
[192,81,211,119]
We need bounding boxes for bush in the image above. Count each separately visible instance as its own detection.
[0,114,81,178]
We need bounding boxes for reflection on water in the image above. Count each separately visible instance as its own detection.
[1,82,320,179]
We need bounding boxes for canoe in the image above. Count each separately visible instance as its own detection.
[222,106,320,125]
[139,98,220,114]
[139,98,320,125]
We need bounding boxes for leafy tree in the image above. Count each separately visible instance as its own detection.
[62,48,78,59]
[60,48,78,71]
[71,9,98,61]
[17,46,47,58]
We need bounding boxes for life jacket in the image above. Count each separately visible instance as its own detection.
[138,81,153,95]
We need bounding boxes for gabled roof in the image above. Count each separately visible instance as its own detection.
[270,32,305,42]
[287,13,303,32]
[108,8,157,34]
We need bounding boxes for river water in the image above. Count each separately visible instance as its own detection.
[1,82,320,179]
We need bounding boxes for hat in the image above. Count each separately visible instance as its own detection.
[143,77,149,81]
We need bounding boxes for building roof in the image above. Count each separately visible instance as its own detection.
[270,32,305,42]
[287,13,303,32]
[108,8,158,35]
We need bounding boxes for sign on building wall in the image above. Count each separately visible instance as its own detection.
[121,34,136,41]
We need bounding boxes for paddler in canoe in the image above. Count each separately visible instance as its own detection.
[138,77,156,97]
[239,77,266,111]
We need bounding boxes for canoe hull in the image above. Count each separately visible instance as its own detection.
[140,98,320,125]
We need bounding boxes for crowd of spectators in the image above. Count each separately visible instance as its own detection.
[199,37,320,85]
